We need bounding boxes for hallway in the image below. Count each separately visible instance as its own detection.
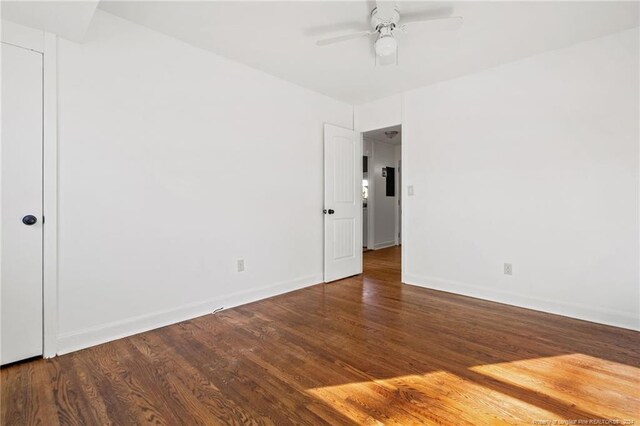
[363,245,401,279]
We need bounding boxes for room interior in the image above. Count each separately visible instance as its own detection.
[1,1,638,424]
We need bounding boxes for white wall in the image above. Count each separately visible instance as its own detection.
[403,28,639,330]
[1,20,44,52]
[354,94,402,132]
[55,11,352,353]
[1,1,98,42]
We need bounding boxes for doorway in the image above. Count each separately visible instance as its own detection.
[322,123,402,283]
[362,125,402,250]
[362,125,402,263]
[1,42,45,365]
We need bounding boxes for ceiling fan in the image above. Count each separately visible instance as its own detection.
[316,1,462,65]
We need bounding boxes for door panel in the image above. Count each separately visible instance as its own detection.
[333,218,355,259]
[324,124,362,282]
[1,43,44,364]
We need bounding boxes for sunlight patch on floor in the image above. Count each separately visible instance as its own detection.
[468,353,640,422]
[306,370,562,425]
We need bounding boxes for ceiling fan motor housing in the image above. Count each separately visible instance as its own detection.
[371,7,400,57]
[370,6,400,31]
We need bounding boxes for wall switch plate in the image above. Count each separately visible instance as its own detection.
[504,263,513,275]
[408,185,414,196]
[237,259,245,272]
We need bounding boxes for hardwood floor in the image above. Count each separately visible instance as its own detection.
[2,246,639,425]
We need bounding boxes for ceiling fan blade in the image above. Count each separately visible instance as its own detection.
[366,0,378,14]
[400,16,463,32]
[316,30,373,46]
[398,6,454,23]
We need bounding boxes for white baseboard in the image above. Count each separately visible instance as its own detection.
[404,273,639,332]
[374,241,397,250]
[56,274,323,355]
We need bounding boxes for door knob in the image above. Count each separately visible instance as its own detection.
[328,209,335,215]
[22,215,37,226]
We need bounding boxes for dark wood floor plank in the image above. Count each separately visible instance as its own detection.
[129,331,259,425]
[2,246,638,425]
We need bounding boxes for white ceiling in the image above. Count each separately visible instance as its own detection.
[98,1,640,104]
[3,1,637,104]
[364,125,402,145]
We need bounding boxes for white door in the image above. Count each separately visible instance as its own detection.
[324,124,362,282]
[1,43,44,364]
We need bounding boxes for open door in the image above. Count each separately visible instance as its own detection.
[324,124,362,282]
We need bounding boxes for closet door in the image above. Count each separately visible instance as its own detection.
[1,42,44,364]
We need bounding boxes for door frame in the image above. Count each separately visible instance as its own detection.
[355,118,404,281]
[366,142,375,250]
[363,134,401,251]
[395,157,401,246]
[2,24,58,358]
[42,32,58,359]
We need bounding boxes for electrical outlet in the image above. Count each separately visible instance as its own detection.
[237,259,245,272]
[504,263,513,275]
[408,185,414,196]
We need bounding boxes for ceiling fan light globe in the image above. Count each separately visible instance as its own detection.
[375,36,397,57]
